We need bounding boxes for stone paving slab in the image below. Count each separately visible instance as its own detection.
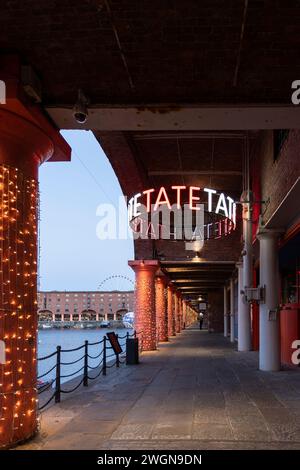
[17,328,300,450]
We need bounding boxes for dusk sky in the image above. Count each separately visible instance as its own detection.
[39,130,134,292]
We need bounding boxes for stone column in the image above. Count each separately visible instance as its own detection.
[186,305,190,326]
[239,193,253,351]
[230,278,235,343]
[172,289,177,335]
[179,296,183,331]
[237,260,252,351]
[167,284,175,336]
[155,276,168,342]
[129,260,159,351]
[182,300,187,329]
[174,291,180,333]
[257,229,282,371]
[223,285,228,337]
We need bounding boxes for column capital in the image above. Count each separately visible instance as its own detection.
[236,260,243,269]
[0,55,71,167]
[128,259,159,274]
[155,274,169,287]
[256,227,284,240]
[167,281,176,291]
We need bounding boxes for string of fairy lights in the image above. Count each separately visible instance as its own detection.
[0,164,38,446]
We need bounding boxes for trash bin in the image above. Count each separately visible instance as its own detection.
[126,337,139,365]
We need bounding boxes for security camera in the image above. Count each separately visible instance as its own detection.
[73,89,89,124]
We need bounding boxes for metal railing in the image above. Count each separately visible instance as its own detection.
[37,330,138,411]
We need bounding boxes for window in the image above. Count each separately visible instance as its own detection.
[274,130,289,161]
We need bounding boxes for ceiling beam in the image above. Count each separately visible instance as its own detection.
[132,132,249,140]
[174,280,225,283]
[46,105,300,131]
[148,170,243,176]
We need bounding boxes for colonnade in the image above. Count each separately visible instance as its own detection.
[128,261,198,351]
[223,193,282,372]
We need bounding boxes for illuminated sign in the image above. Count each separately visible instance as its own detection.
[128,186,237,242]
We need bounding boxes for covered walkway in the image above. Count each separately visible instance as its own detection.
[19,328,300,450]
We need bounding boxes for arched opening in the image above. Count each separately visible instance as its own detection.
[116,308,128,320]
[38,310,53,322]
[81,309,97,321]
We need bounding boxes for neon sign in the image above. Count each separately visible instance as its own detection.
[128,186,237,242]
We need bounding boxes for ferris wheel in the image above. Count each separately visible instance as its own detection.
[97,274,135,292]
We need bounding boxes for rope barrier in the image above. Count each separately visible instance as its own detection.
[37,381,54,395]
[60,365,85,379]
[37,350,58,361]
[37,363,57,380]
[37,329,139,410]
[87,351,103,360]
[88,338,104,346]
[106,360,117,368]
[61,344,85,353]
[38,392,56,411]
[60,377,85,394]
[87,367,104,380]
[60,354,85,366]
[87,358,104,370]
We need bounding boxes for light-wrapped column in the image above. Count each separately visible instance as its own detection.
[129,260,159,351]
[167,284,175,337]
[182,300,187,329]
[0,166,38,446]
[155,276,168,342]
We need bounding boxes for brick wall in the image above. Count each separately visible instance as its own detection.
[207,289,224,333]
[254,130,300,226]
[134,227,242,262]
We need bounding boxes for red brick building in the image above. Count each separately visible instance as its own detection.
[37,291,134,322]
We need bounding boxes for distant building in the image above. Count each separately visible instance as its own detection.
[37,291,134,322]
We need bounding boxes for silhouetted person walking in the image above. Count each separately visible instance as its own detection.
[199,312,204,330]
